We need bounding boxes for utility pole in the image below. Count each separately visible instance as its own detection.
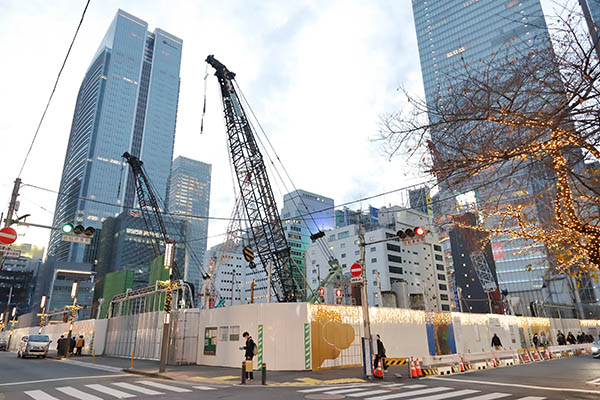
[159,242,175,373]
[66,282,81,358]
[3,178,21,227]
[7,307,17,350]
[250,280,255,304]
[37,295,48,334]
[358,213,373,378]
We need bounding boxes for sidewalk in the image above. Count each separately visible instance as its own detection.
[65,356,404,386]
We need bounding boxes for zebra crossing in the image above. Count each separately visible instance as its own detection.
[297,383,547,400]
[23,380,218,400]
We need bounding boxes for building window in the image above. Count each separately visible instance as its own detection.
[437,274,446,281]
[387,243,401,252]
[355,250,360,256]
[436,264,445,271]
[389,266,403,274]
[434,245,442,251]
[371,258,377,263]
[440,294,449,301]
[338,231,350,239]
[370,247,376,252]
[439,284,447,291]
[388,255,402,263]
[340,243,346,248]
[341,253,346,258]
[441,304,450,311]
[435,255,443,261]
[329,234,336,241]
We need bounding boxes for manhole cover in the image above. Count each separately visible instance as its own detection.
[305,395,345,400]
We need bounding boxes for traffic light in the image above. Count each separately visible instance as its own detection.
[396,227,426,239]
[61,223,95,237]
[335,288,343,305]
[319,287,325,303]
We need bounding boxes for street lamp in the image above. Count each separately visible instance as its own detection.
[38,295,48,334]
[159,241,175,373]
[7,307,17,350]
[66,281,81,358]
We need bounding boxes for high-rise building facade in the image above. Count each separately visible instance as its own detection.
[412,0,558,314]
[48,9,182,263]
[167,156,211,291]
[280,190,334,297]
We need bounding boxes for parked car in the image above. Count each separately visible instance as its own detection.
[17,334,51,359]
[0,337,7,351]
[593,340,600,359]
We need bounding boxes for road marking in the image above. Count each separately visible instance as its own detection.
[381,384,405,387]
[193,386,217,390]
[412,389,479,400]
[298,384,375,393]
[587,377,600,385]
[428,376,600,395]
[136,380,192,392]
[24,390,60,400]
[515,397,546,400]
[112,382,163,395]
[326,388,372,394]
[346,390,391,397]
[60,359,122,373]
[0,374,130,387]
[463,394,511,400]
[86,384,136,398]
[400,384,427,389]
[367,387,451,400]
[56,386,103,400]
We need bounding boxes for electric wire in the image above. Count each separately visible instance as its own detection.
[17,0,92,178]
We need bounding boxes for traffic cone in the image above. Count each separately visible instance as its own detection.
[410,357,417,378]
[533,350,540,361]
[373,358,384,379]
[544,348,550,360]
[491,357,497,367]
[415,358,423,377]
[459,354,465,372]
[524,351,531,362]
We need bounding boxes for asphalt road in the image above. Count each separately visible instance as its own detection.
[1,351,599,400]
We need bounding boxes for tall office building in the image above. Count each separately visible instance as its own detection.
[280,190,334,297]
[167,156,212,291]
[48,9,182,263]
[412,1,557,313]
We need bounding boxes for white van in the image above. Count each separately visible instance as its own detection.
[17,334,51,359]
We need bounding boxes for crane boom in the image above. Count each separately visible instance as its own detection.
[122,151,182,281]
[206,55,298,302]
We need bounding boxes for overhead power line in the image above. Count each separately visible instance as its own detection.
[18,0,91,178]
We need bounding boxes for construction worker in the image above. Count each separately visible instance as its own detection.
[375,334,388,372]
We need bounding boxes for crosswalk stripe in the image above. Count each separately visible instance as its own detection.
[516,397,546,400]
[112,382,163,395]
[24,390,60,400]
[85,384,136,398]
[298,384,376,393]
[347,390,391,397]
[193,386,217,390]
[381,384,405,387]
[56,386,103,400]
[463,394,512,400]
[367,386,451,400]
[400,384,427,389]
[409,389,479,400]
[136,380,192,393]
[326,388,373,394]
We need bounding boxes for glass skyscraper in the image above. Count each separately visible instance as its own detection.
[48,10,182,263]
[167,156,212,292]
[412,1,559,313]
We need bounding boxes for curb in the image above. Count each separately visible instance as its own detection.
[123,368,174,380]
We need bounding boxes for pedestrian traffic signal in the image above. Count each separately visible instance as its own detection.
[319,287,325,296]
[319,287,325,303]
[335,289,342,304]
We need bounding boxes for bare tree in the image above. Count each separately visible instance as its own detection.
[378,9,600,278]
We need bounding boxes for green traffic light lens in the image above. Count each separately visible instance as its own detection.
[61,223,74,234]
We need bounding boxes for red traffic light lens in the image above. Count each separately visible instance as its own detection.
[319,288,325,295]
[415,227,425,236]
[336,289,342,297]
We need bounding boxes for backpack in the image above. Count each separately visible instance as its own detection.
[253,343,258,355]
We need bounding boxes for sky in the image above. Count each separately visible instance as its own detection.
[0,0,561,254]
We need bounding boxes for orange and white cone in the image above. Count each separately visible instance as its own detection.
[544,348,550,360]
[410,357,417,378]
[491,357,497,367]
[533,350,540,361]
[373,358,384,379]
[415,358,423,377]
[524,352,531,362]
[459,354,465,372]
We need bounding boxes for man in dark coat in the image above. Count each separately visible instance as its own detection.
[241,332,255,380]
[491,333,502,350]
[374,334,387,373]
[56,335,68,357]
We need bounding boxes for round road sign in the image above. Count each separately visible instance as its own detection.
[0,227,17,245]
[350,263,362,277]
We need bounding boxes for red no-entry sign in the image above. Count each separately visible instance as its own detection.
[0,227,17,245]
[350,263,362,277]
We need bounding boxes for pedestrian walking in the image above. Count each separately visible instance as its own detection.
[491,333,502,350]
[57,335,68,357]
[374,334,388,373]
[75,335,85,356]
[240,332,256,380]
[69,336,76,355]
[539,331,548,347]
[532,333,539,347]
